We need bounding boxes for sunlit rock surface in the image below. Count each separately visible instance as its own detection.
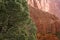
[27,0,60,34]
[27,0,60,40]
[28,0,60,19]
[28,5,59,34]
[28,5,60,40]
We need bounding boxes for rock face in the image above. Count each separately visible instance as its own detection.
[28,5,60,34]
[28,0,60,40]
[28,5,60,40]
[28,0,60,19]
[27,0,49,12]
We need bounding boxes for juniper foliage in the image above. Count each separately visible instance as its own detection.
[0,0,36,40]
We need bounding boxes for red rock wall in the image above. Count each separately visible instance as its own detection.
[27,0,60,40]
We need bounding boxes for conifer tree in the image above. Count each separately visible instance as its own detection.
[0,0,36,40]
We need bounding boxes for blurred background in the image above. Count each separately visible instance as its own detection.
[28,0,60,19]
[27,0,60,40]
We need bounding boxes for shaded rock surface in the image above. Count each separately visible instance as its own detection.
[28,5,60,40]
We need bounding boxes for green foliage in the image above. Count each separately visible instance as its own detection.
[56,32,60,40]
[0,0,36,40]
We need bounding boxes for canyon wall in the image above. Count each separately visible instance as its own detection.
[27,0,60,34]
[28,0,60,19]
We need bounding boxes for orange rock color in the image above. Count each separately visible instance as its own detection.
[37,33,59,40]
[28,5,60,40]
[28,5,60,33]
[27,0,60,40]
